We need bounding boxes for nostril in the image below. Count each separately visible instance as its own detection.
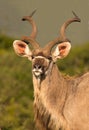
[34,64,42,69]
[34,65,37,69]
[38,65,41,69]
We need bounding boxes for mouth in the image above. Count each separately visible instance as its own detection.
[32,69,43,77]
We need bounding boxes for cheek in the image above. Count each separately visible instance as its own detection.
[41,61,51,75]
[43,61,50,71]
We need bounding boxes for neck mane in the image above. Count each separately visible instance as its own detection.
[32,63,69,129]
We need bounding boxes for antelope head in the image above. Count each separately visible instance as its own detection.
[13,10,81,79]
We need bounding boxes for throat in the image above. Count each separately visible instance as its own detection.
[33,64,69,130]
[36,75,41,89]
[33,63,68,108]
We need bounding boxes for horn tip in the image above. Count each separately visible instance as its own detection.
[72,11,81,22]
[30,9,37,17]
[21,9,37,21]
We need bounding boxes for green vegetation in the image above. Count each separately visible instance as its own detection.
[58,43,89,75]
[0,34,89,130]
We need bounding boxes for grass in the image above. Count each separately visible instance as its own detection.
[0,51,35,130]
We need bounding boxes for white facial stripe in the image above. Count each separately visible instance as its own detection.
[34,56,45,59]
[33,68,43,77]
[33,68,42,73]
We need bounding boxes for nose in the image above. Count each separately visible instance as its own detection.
[34,64,42,70]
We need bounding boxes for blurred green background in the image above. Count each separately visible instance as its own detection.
[0,0,89,130]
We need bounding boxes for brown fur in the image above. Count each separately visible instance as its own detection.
[32,63,89,130]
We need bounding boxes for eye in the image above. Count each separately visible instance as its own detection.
[48,56,52,61]
[31,55,35,59]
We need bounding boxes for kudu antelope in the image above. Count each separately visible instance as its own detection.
[13,10,89,130]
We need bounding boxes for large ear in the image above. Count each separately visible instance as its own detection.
[52,42,71,61]
[13,40,32,60]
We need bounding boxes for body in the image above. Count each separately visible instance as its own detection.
[13,10,89,130]
[33,63,89,130]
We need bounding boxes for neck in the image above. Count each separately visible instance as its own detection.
[33,63,69,129]
[33,63,68,111]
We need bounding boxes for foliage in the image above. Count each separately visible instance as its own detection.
[0,51,35,130]
[58,43,89,75]
[0,34,89,130]
[0,35,35,130]
[0,34,14,50]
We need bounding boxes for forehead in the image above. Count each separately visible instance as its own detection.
[32,56,50,66]
[32,48,51,58]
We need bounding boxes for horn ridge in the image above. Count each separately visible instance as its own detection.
[21,10,40,49]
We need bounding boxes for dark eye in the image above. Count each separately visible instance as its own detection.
[48,56,52,60]
[32,56,35,59]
